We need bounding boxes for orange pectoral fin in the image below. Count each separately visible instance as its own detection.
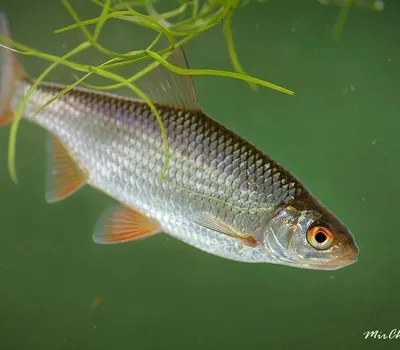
[240,235,260,248]
[224,232,260,248]
[193,213,260,247]
[46,135,86,203]
[93,204,162,244]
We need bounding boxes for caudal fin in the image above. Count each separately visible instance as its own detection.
[0,12,25,127]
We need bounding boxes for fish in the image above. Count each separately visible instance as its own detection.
[0,13,359,270]
[317,0,384,11]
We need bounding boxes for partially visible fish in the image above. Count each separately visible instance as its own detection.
[0,13,359,270]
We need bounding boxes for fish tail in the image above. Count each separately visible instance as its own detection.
[0,12,26,127]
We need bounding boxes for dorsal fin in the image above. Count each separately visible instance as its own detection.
[136,47,201,110]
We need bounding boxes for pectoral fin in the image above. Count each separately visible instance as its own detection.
[193,213,260,247]
[93,204,161,244]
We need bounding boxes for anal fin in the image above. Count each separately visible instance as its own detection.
[93,204,162,244]
[46,135,86,203]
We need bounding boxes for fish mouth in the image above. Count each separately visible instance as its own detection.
[312,258,357,270]
[285,258,356,271]
[280,251,358,271]
[310,243,360,270]
[304,252,359,270]
[267,245,358,271]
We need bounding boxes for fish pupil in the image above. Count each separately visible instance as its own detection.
[315,231,327,243]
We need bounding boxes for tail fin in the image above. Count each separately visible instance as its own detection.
[0,13,25,127]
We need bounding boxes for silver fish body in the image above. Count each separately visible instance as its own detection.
[11,77,358,269]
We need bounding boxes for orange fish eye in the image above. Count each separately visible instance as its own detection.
[306,225,334,250]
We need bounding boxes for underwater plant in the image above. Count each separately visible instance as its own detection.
[317,0,385,40]
[0,0,294,183]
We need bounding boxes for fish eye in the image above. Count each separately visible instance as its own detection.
[306,224,334,250]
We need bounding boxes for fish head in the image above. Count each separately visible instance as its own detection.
[264,195,359,270]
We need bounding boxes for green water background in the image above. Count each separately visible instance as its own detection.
[1,1,399,349]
